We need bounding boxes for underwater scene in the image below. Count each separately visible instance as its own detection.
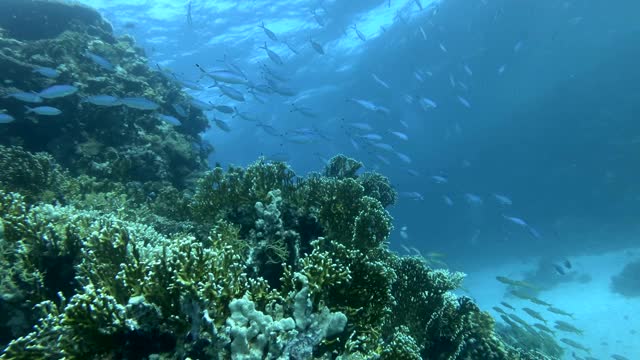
[0,0,638,359]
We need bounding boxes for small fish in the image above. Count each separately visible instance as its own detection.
[310,39,324,54]
[498,64,507,75]
[348,122,373,131]
[507,313,530,328]
[256,122,281,137]
[493,306,507,315]
[33,66,59,78]
[399,225,408,240]
[351,24,366,41]
[213,105,234,114]
[83,95,120,106]
[283,39,299,55]
[399,192,424,201]
[359,133,382,141]
[442,195,453,206]
[25,105,61,116]
[431,175,448,184]
[513,40,524,53]
[312,9,325,27]
[414,0,423,10]
[233,108,258,122]
[457,95,471,108]
[213,82,246,102]
[213,117,231,132]
[563,259,572,269]
[464,193,483,205]
[560,338,590,353]
[390,131,408,141]
[372,143,394,152]
[5,92,43,103]
[196,64,248,85]
[503,215,528,227]
[419,97,437,110]
[439,43,448,53]
[86,51,115,71]
[38,85,78,99]
[172,103,187,117]
[547,306,574,319]
[496,276,531,288]
[500,301,515,310]
[0,112,15,124]
[529,297,551,307]
[554,320,584,335]
[493,193,512,206]
[157,114,181,126]
[533,323,555,335]
[407,169,420,177]
[611,354,630,360]
[120,97,160,111]
[258,21,278,42]
[190,98,215,111]
[463,64,473,76]
[371,73,390,89]
[375,154,390,165]
[395,152,412,164]
[553,263,567,275]
[418,25,427,40]
[259,42,283,66]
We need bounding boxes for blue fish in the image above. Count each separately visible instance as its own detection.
[172,103,187,117]
[25,106,62,116]
[5,92,43,103]
[86,51,115,71]
[0,113,15,124]
[83,95,120,106]
[120,97,160,111]
[33,67,59,78]
[157,114,181,126]
[189,98,214,111]
[213,117,231,132]
[38,85,78,99]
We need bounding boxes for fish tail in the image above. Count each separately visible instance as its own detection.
[24,106,32,113]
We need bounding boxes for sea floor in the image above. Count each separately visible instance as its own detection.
[463,247,640,360]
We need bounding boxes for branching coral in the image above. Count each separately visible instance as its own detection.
[0,142,558,360]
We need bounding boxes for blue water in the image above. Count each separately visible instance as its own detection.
[79,0,640,358]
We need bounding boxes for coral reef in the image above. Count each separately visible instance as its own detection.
[0,0,210,188]
[0,151,557,359]
[0,2,559,359]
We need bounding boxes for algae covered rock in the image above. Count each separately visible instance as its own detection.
[0,0,210,187]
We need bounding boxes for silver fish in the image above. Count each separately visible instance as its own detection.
[351,24,366,41]
[83,95,120,106]
[371,73,390,89]
[260,42,283,65]
[310,39,324,54]
[25,106,61,116]
[157,114,181,126]
[213,117,231,132]
[258,21,278,42]
[38,85,78,99]
[5,92,43,103]
[33,67,59,78]
[120,97,160,111]
[86,51,115,71]
[0,112,15,123]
